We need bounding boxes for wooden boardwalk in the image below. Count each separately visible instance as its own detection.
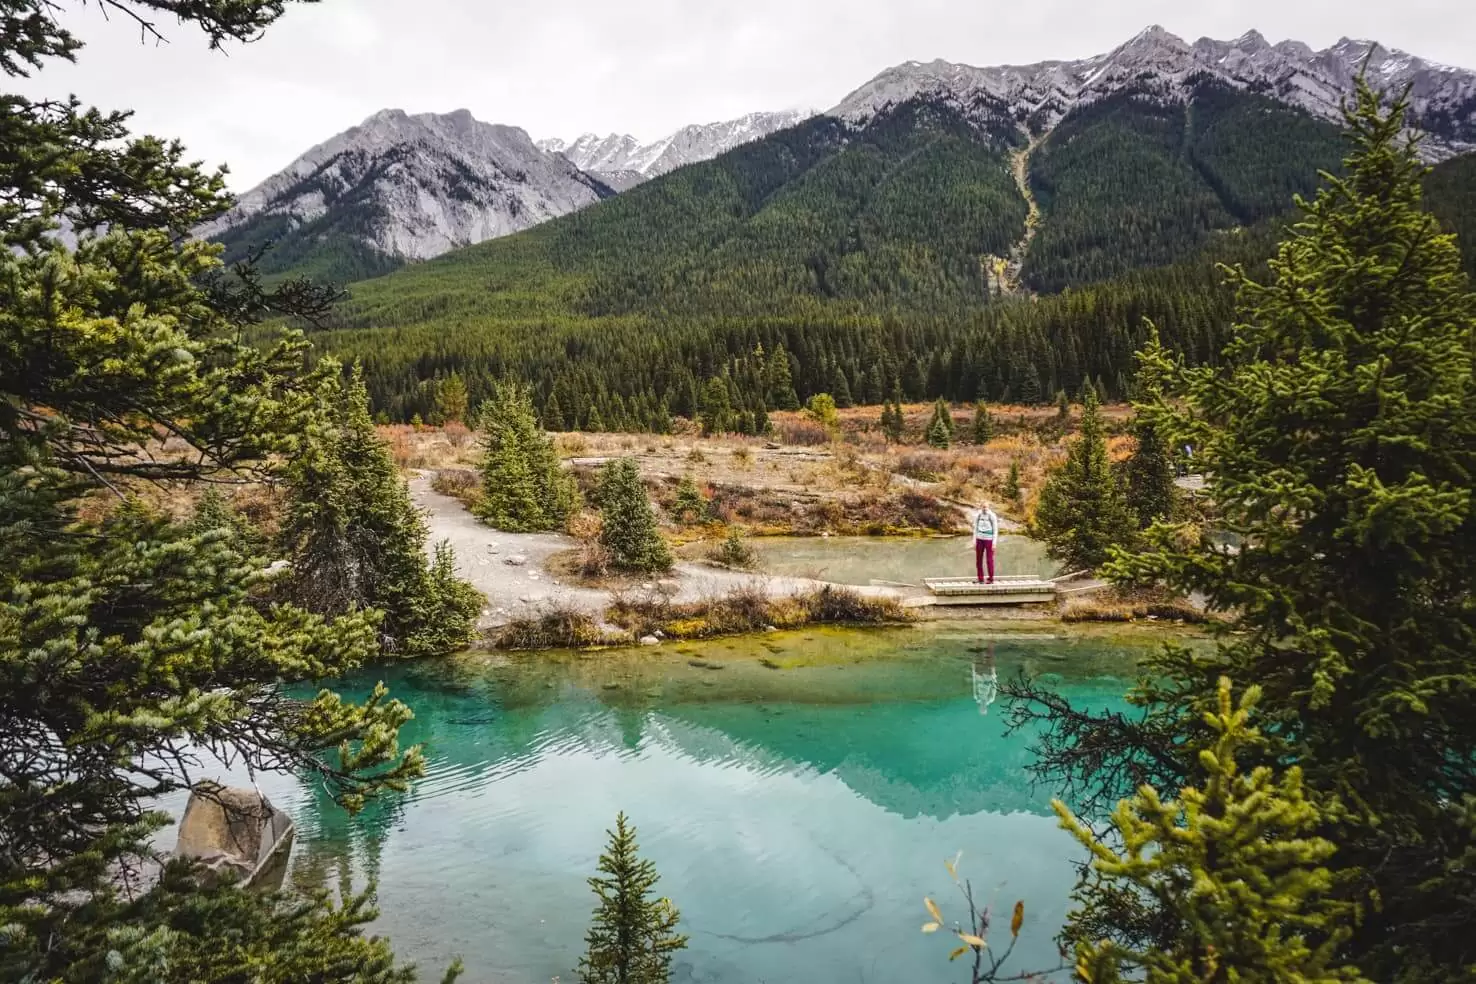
[923,575,1061,605]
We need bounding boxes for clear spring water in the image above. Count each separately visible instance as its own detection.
[187,624,1151,983]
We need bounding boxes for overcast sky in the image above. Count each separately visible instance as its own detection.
[13,0,1474,191]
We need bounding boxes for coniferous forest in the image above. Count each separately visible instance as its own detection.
[270,79,1476,428]
[9,3,1476,983]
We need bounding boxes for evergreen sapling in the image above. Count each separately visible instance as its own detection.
[577,813,687,984]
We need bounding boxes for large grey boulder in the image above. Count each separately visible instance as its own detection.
[174,782,294,889]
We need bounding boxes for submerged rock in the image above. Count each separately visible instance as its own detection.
[640,635,661,646]
[174,782,294,890]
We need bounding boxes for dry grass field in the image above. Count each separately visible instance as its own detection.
[385,401,1135,539]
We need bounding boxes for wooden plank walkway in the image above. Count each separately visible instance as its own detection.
[923,575,1060,605]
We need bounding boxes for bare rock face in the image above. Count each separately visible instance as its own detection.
[197,109,615,263]
[174,782,295,889]
[538,109,815,187]
[830,26,1476,161]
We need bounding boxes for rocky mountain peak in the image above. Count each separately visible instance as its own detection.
[830,26,1476,159]
[540,109,815,184]
[197,107,613,264]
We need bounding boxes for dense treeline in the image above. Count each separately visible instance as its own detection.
[294,84,1475,426]
[322,218,1277,426]
[1428,149,1476,267]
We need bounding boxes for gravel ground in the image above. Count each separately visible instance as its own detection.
[407,472,906,629]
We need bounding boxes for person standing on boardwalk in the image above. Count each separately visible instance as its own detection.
[973,500,999,584]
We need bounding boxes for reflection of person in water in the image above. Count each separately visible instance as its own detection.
[972,643,998,716]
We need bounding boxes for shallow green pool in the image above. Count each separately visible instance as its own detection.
[244,625,1146,983]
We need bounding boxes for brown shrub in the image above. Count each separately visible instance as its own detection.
[897,450,949,482]
[432,468,482,510]
[801,585,910,624]
[605,583,910,641]
[897,490,954,530]
[775,418,829,446]
[1061,587,1208,624]
[494,603,608,650]
[576,538,612,578]
[444,421,472,448]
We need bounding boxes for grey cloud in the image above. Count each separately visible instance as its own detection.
[12,0,1474,190]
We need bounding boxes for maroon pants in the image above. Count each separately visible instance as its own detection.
[975,539,995,583]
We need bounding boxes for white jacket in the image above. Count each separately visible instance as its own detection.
[973,509,999,542]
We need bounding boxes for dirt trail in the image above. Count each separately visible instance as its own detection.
[407,472,908,630]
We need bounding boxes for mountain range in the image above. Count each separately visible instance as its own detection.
[204,108,815,280]
[206,26,1476,286]
[289,24,1476,427]
[833,26,1476,156]
[537,110,815,189]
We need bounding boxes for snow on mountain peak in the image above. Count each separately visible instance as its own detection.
[830,26,1476,158]
[198,107,613,261]
[541,108,816,183]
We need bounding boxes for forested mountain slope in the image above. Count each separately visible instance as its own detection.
[310,80,1476,426]
[1428,151,1476,261]
[1023,83,1347,290]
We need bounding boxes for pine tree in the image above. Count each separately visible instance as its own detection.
[652,399,673,435]
[881,402,905,443]
[698,376,732,435]
[544,392,568,431]
[280,365,482,658]
[672,474,709,524]
[1019,80,1476,982]
[926,411,951,449]
[971,402,994,444]
[753,399,770,437]
[0,6,450,978]
[1123,421,1178,530]
[598,459,673,573]
[577,813,687,984]
[1055,389,1070,421]
[477,383,578,532]
[766,346,801,410]
[436,371,470,425]
[1059,679,1369,984]
[1031,388,1135,570]
[901,358,926,401]
[188,487,266,560]
[1004,459,1022,506]
[1018,365,1043,406]
[805,393,840,432]
[830,365,854,408]
[926,398,954,448]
